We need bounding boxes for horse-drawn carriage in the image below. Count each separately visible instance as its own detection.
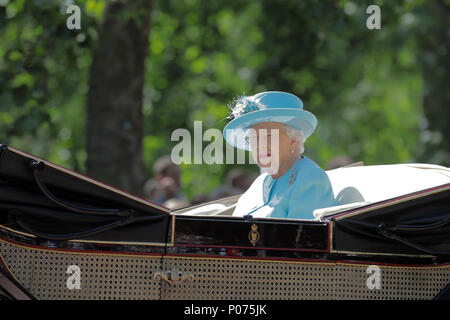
[0,145,449,299]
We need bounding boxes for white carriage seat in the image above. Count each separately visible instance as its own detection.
[177,163,450,218]
[313,163,450,220]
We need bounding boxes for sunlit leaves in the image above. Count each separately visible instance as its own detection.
[1,0,447,200]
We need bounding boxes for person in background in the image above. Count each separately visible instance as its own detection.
[144,155,186,209]
[190,193,212,206]
[227,168,254,193]
[326,155,355,170]
[209,169,256,200]
[143,178,159,202]
[163,198,190,210]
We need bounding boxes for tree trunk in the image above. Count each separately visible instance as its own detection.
[417,0,450,166]
[86,0,153,196]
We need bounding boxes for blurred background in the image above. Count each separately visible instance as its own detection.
[0,0,448,208]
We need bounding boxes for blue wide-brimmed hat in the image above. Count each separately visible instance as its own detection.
[223,91,317,150]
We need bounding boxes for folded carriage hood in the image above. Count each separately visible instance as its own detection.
[322,163,450,259]
[0,145,171,243]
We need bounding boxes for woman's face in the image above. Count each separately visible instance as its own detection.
[248,122,296,175]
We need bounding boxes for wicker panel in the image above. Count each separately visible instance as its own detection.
[0,240,163,300]
[161,257,450,300]
[0,240,34,290]
[1,239,449,299]
[161,257,335,300]
[334,263,450,300]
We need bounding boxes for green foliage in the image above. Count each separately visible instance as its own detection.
[0,0,100,171]
[1,0,448,200]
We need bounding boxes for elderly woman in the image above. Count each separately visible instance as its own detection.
[223,91,338,219]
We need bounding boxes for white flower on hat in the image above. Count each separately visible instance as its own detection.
[227,95,267,120]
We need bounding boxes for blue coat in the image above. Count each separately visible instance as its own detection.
[233,156,338,219]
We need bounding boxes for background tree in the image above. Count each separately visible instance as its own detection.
[0,0,98,172]
[86,0,153,196]
[414,0,450,166]
[1,0,448,201]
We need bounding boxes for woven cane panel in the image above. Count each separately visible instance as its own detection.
[162,257,335,300]
[334,264,450,300]
[162,257,450,300]
[0,240,34,290]
[0,240,162,300]
[1,239,449,300]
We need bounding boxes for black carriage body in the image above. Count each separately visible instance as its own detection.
[0,145,449,300]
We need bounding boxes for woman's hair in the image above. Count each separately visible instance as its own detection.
[283,124,306,155]
[246,123,306,155]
